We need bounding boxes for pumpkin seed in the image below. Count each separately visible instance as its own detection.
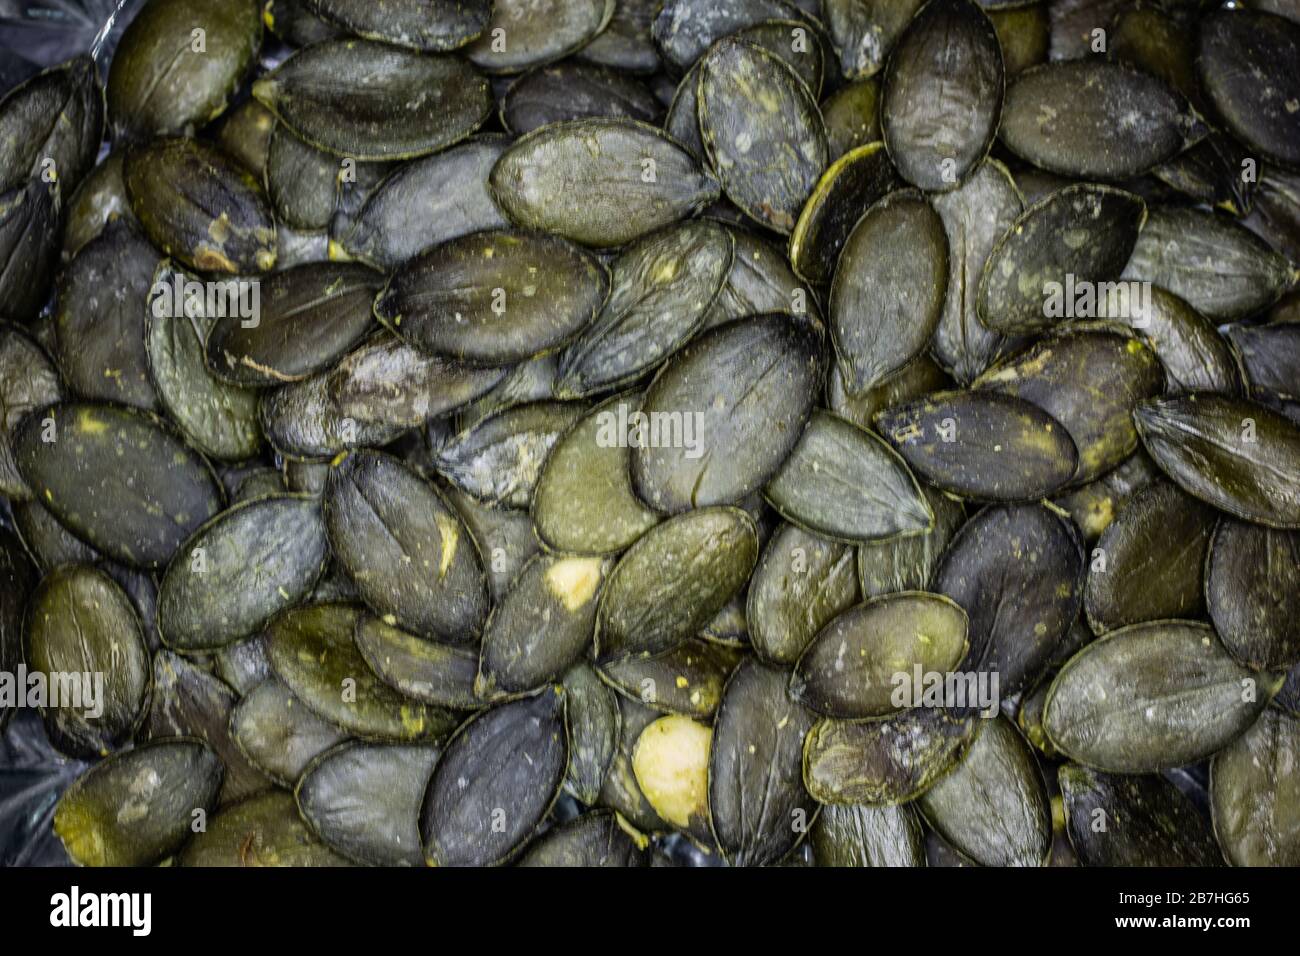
[977,184,1146,334]
[253,39,492,161]
[307,0,489,52]
[1226,321,1300,403]
[517,809,648,866]
[1121,206,1297,322]
[1000,60,1202,179]
[15,403,224,569]
[502,62,661,135]
[11,499,100,572]
[53,739,222,867]
[179,791,351,866]
[632,713,712,841]
[1084,480,1215,634]
[0,324,61,500]
[124,138,277,275]
[0,55,102,195]
[595,506,758,662]
[62,150,137,258]
[478,554,611,695]
[107,0,260,142]
[934,503,1085,696]
[973,327,1164,484]
[354,615,480,710]
[823,0,926,79]
[597,695,668,832]
[875,389,1079,502]
[443,483,542,602]
[599,638,742,718]
[561,662,621,804]
[803,707,979,805]
[704,226,816,328]
[1199,8,1300,169]
[464,0,614,74]
[1135,393,1300,529]
[554,220,732,398]
[1210,707,1300,866]
[1059,763,1222,866]
[988,3,1049,76]
[1044,620,1280,772]
[919,716,1051,867]
[881,0,1003,192]
[421,687,568,866]
[1105,286,1242,396]
[376,229,607,366]
[1052,449,1159,543]
[264,0,342,46]
[829,355,952,430]
[267,602,460,741]
[27,564,150,757]
[1206,519,1300,671]
[811,802,924,867]
[491,118,720,247]
[230,679,347,785]
[821,79,882,160]
[633,314,824,513]
[698,38,828,234]
[324,450,488,641]
[259,372,406,461]
[298,741,441,866]
[858,486,965,599]
[54,221,161,412]
[653,0,815,73]
[709,659,817,866]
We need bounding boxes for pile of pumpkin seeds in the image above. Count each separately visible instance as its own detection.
[1,0,1299,868]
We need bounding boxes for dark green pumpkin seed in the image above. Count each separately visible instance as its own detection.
[421,687,568,866]
[205,262,382,387]
[875,389,1079,502]
[125,138,277,275]
[517,809,648,866]
[803,707,979,805]
[1153,132,1255,216]
[157,495,327,650]
[822,79,882,160]
[811,802,925,867]
[354,615,480,709]
[0,55,101,195]
[443,483,542,602]
[1107,286,1241,396]
[1084,480,1215,634]
[562,662,621,804]
[579,0,660,73]
[709,659,817,866]
[465,0,614,74]
[0,324,61,500]
[1135,393,1300,529]
[935,503,1085,696]
[1210,707,1300,866]
[792,592,969,718]
[748,522,859,665]
[502,61,660,135]
[478,554,610,695]
[15,403,223,569]
[823,0,926,79]
[633,314,824,513]
[0,178,60,323]
[335,136,509,271]
[1199,9,1300,169]
[832,191,948,392]
[599,638,743,718]
[531,393,660,554]
[1044,620,1280,772]
[1000,60,1202,179]
[253,39,492,161]
[62,151,136,258]
[705,226,816,328]
[307,0,489,51]
[53,739,222,867]
[1059,763,1222,867]
[595,506,758,662]
[230,679,348,786]
[27,564,149,756]
[977,184,1146,334]
[555,220,732,398]
[1206,519,1300,671]
[698,38,828,234]
[1052,449,1159,543]
[1225,322,1300,402]
[988,3,1049,76]
[376,229,608,365]
[1121,206,1296,321]
[652,0,815,73]
[766,410,933,543]
[491,119,720,247]
[881,0,1003,192]
[298,741,441,866]
[828,355,952,430]
[789,142,899,287]
[107,0,261,142]
[324,450,488,641]
[233,467,287,503]
[918,716,1051,867]
[264,0,343,46]
[267,603,460,741]
[857,485,965,600]
[179,791,351,867]
[434,401,586,509]
[973,328,1164,484]
[54,221,161,412]
[259,372,406,461]
[11,498,99,572]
